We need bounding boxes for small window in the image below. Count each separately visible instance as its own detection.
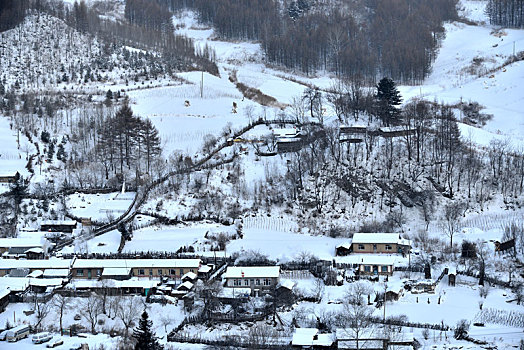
[96,269,102,277]
[381,266,388,272]
[77,269,84,277]
[244,279,249,286]
[138,269,145,275]
[234,279,241,286]
[149,269,153,276]
[385,244,392,251]
[170,269,176,275]
[358,244,365,250]
[158,269,162,276]
[180,268,184,276]
[263,278,271,286]
[364,266,371,272]
[255,279,261,285]
[190,269,194,273]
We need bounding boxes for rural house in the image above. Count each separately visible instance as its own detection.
[71,259,201,280]
[336,233,411,256]
[222,266,280,296]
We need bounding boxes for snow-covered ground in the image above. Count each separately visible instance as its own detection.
[66,191,135,222]
[400,0,524,147]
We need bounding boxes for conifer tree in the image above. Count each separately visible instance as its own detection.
[132,311,163,350]
[375,77,402,126]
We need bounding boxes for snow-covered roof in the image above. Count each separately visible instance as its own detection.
[277,279,295,290]
[29,278,65,287]
[336,242,352,249]
[177,281,194,290]
[292,328,318,346]
[27,270,43,278]
[0,258,71,270]
[0,237,45,248]
[339,339,384,349]
[101,267,132,276]
[273,128,299,137]
[73,258,201,269]
[198,265,212,273]
[340,124,367,129]
[315,333,335,346]
[182,271,197,280]
[223,266,280,279]
[43,269,69,278]
[351,233,410,245]
[0,288,10,299]
[380,126,412,133]
[0,277,30,292]
[25,247,44,254]
[277,137,301,143]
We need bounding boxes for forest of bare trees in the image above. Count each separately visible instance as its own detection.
[486,0,524,27]
[2,0,217,77]
[164,0,457,84]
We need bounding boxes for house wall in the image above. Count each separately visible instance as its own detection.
[358,264,393,276]
[72,266,198,279]
[224,276,279,294]
[0,176,16,183]
[352,243,399,254]
[131,266,197,279]
[72,268,103,279]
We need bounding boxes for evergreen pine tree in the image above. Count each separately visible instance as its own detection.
[9,172,28,217]
[375,77,402,126]
[132,311,163,350]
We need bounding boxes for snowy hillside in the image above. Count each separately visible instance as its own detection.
[0,0,523,349]
[401,0,524,145]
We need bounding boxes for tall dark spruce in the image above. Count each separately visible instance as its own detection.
[132,311,163,350]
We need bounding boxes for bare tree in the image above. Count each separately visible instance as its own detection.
[117,296,144,342]
[96,279,115,316]
[345,281,373,306]
[311,278,325,302]
[340,302,374,349]
[32,292,52,332]
[51,294,71,336]
[476,240,489,286]
[81,293,102,334]
[442,201,467,252]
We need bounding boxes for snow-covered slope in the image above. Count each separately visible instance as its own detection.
[400,0,524,146]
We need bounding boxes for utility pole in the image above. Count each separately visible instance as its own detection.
[200,71,203,98]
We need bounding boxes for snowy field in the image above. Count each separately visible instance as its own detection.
[0,116,30,194]
[66,191,135,222]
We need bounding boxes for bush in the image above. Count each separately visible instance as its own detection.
[454,319,470,340]
[461,240,477,259]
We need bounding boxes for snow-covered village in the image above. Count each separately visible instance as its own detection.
[0,0,523,349]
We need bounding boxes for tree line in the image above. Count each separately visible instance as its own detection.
[8,0,217,76]
[96,100,162,179]
[0,0,27,32]
[486,0,524,28]
[163,0,457,84]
